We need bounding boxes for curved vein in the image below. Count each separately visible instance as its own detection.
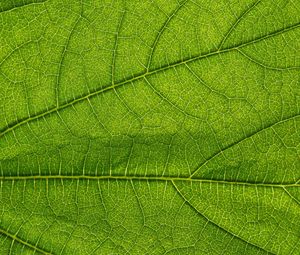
[0,41,33,67]
[0,0,47,15]
[190,113,300,177]
[171,181,276,255]
[282,187,300,206]
[0,21,300,138]
[218,0,262,49]
[144,77,202,120]
[0,226,53,255]
[184,62,229,98]
[111,10,126,85]
[237,49,300,71]
[146,0,189,70]
[56,13,82,107]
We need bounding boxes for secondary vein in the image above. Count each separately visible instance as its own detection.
[0,226,53,255]
[0,21,299,138]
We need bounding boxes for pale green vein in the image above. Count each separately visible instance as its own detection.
[0,21,299,138]
[282,187,300,206]
[111,9,126,85]
[0,226,53,255]
[0,0,47,15]
[171,181,275,255]
[237,49,300,70]
[144,76,202,120]
[146,0,189,70]
[218,0,262,49]
[0,175,299,188]
[56,12,82,107]
[190,113,300,177]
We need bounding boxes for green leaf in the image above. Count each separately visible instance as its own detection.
[0,0,299,254]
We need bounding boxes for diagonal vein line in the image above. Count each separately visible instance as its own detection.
[0,175,299,188]
[282,187,300,206]
[234,22,300,48]
[237,48,300,70]
[0,226,53,255]
[0,0,47,14]
[190,113,300,177]
[144,76,202,120]
[218,0,262,49]
[146,0,189,70]
[56,12,82,107]
[0,21,299,138]
[171,181,275,255]
[111,9,126,85]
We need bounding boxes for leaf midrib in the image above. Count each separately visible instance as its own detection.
[0,21,299,138]
[0,174,299,188]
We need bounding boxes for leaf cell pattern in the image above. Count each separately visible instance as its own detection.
[0,0,299,254]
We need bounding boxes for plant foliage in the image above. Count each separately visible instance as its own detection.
[0,0,299,254]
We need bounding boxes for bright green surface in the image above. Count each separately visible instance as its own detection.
[0,0,299,254]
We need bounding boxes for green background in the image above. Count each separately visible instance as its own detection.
[0,0,299,254]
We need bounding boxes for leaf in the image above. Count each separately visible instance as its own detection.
[0,0,299,254]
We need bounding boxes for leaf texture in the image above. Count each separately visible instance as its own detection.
[0,0,299,254]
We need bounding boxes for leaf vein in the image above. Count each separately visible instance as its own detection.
[56,12,82,107]
[0,226,53,255]
[190,113,300,178]
[146,0,189,70]
[237,49,300,71]
[0,21,299,138]
[0,0,47,15]
[0,175,299,188]
[218,0,262,49]
[171,181,275,255]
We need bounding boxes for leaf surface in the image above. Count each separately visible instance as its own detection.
[0,0,299,254]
